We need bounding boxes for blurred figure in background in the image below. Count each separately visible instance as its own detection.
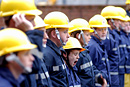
[0,28,36,87]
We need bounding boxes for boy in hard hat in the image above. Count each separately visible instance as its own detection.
[69,18,107,87]
[63,37,85,87]
[23,16,53,87]
[88,14,111,87]
[117,9,130,86]
[0,28,36,87]
[0,0,53,87]
[0,0,42,32]
[120,20,130,87]
[43,11,70,86]
[101,6,129,87]
[101,6,121,87]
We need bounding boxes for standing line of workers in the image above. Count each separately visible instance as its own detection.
[0,0,130,87]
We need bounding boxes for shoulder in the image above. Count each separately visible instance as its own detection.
[0,76,13,87]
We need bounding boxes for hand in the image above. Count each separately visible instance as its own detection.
[12,13,34,32]
[101,75,107,87]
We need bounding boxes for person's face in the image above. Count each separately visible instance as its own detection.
[43,29,48,47]
[110,19,120,29]
[82,30,91,44]
[124,21,130,33]
[127,22,130,33]
[68,49,80,67]
[58,28,70,46]
[114,19,121,29]
[95,27,107,40]
[39,27,49,47]
[17,50,34,73]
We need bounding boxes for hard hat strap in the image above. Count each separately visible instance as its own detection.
[111,19,119,31]
[106,28,109,39]
[6,53,32,73]
[80,30,88,47]
[55,28,66,46]
[119,24,125,30]
[92,28,102,40]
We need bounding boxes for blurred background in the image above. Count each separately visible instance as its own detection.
[0,0,127,27]
[35,0,126,5]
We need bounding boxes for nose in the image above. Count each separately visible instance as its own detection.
[102,29,106,33]
[29,54,35,62]
[44,32,49,39]
[77,55,80,59]
[67,33,70,38]
[89,35,91,39]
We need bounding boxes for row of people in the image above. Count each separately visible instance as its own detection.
[0,0,130,87]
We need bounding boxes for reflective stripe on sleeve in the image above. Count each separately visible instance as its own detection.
[69,85,81,87]
[53,64,66,71]
[35,72,50,80]
[119,45,126,48]
[80,61,93,70]
[112,48,117,51]
[119,66,125,68]
[110,72,119,75]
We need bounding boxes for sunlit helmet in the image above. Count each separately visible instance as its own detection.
[126,0,130,4]
[116,7,130,21]
[34,16,48,29]
[89,14,110,28]
[101,6,123,20]
[44,11,71,29]
[68,18,94,34]
[63,37,85,52]
[0,28,37,56]
[0,0,42,17]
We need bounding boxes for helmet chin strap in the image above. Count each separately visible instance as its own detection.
[55,28,66,46]
[106,28,109,39]
[111,19,119,31]
[92,28,108,40]
[92,28,102,40]
[6,53,32,73]
[78,30,87,47]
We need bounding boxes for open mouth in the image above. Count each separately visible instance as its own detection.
[74,61,78,65]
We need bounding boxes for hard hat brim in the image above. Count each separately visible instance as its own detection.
[45,25,72,29]
[34,24,48,29]
[69,28,94,34]
[0,44,37,56]
[90,25,110,28]
[64,47,85,52]
[0,9,42,17]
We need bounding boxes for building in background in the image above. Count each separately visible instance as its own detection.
[35,0,126,6]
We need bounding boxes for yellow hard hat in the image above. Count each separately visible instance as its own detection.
[101,6,123,20]
[126,0,130,4]
[68,18,94,34]
[116,7,130,21]
[63,37,85,52]
[34,16,48,29]
[89,14,110,28]
[44,11,71,29]
[0,28,37,56]
[0,0,42,17]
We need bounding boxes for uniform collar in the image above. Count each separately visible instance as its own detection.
[108,28,114,35]
[26,29,43,37]
[113,29,121,35]
[91,36,103,45]
[0,67,24,86]
[47,39,61,55]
